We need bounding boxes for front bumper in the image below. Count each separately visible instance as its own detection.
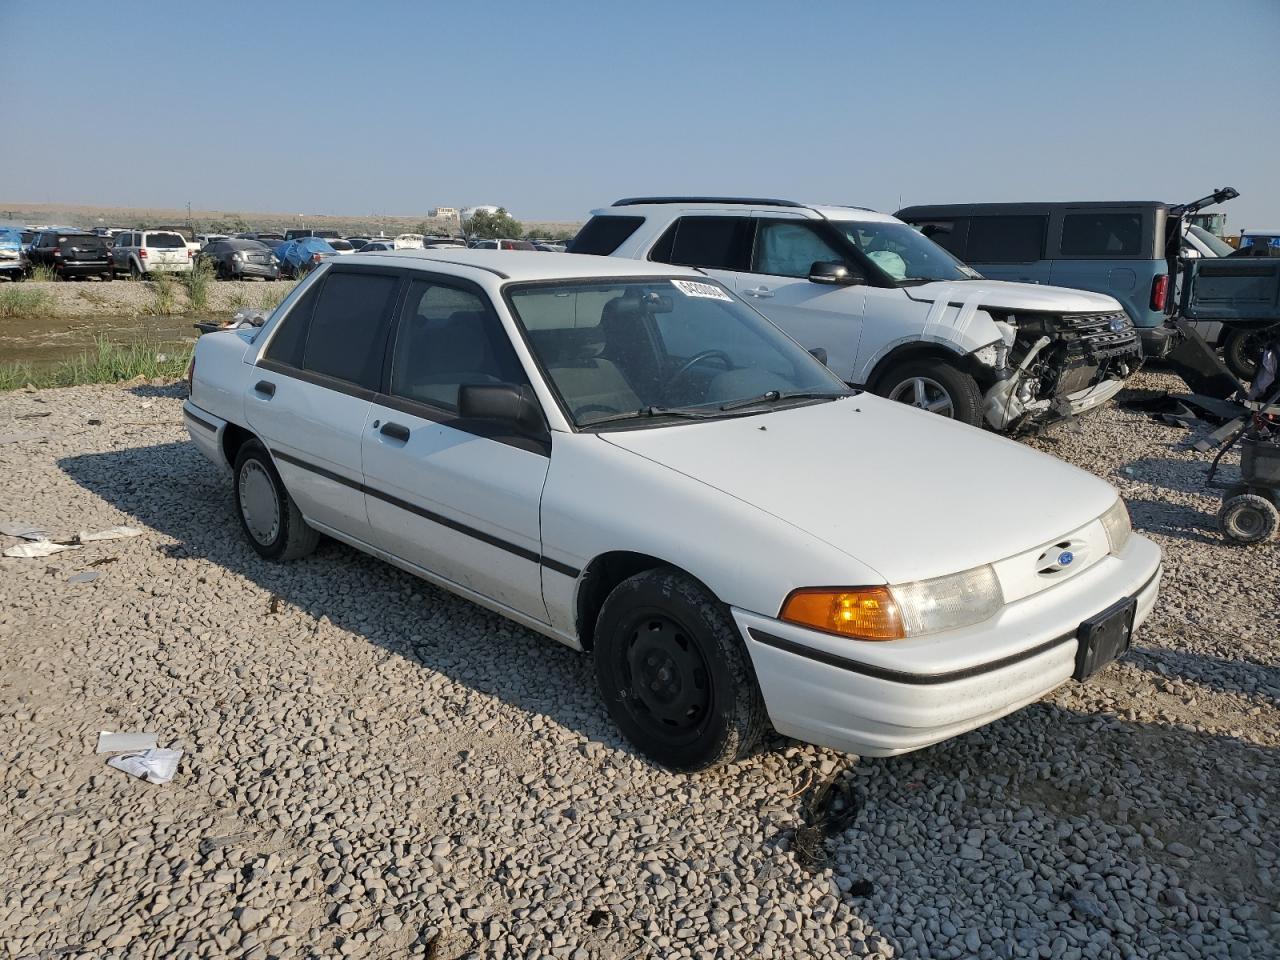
[733,534,1162,757]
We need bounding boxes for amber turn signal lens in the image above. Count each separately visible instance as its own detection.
[780,587,905,641]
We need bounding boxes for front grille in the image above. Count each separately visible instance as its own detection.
[1056,312,1140,362]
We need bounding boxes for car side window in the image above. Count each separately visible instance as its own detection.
[263,278,325,368]
[300,271,400,390]
[389,280,528,412]
[649,217,752,271]
[753,220,848,278]
[966,216,1046,262]
[1059,213,1144,258]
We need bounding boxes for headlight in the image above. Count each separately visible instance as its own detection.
[1100,498,1132,554]
[780,565,1003,641]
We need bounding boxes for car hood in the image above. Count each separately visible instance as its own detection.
[598,397,1118,584]
[904,279,1122,314]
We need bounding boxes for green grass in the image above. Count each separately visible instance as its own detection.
[147,271,178,316]
[255,278,298,311]
[0,286,54,319]
[0,336,193,391]
[181,259,214,311]
[28,264,58,283]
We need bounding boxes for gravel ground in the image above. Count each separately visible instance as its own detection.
[0,371,1276,959]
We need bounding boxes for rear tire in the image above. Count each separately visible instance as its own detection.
[129,262,142,280]
[1222,328,1261,382]
[876,357,983,427]
[232,440,320,561]
[593,568,767,771]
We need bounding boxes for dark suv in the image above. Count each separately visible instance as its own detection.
[26,230,113,280]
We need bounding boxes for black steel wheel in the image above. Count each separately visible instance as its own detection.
[1218,493,1279,545]
[593,568,766,771]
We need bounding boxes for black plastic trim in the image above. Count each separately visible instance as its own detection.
[183,407,218,433]
[269,448,579,577]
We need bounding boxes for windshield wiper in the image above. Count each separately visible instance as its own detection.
[581,405,730,428]
[718,389,854,412]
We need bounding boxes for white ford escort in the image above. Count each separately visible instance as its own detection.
[184,250,1162,771]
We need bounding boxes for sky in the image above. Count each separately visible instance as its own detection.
[2,1,1278,228]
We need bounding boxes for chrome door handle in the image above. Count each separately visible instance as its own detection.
[743,286,774,298]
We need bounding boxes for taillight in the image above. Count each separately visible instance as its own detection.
[187,249,193,258]
[1150,274,1168,311]
[51,247,62,258]
[312,253,323,262]
[139,248,148,258]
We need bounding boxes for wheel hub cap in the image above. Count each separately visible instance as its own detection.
[239,461,280,545]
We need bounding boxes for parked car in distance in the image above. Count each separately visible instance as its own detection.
[356,241,396,252]
[238,232,286,245]
[197,233,230,248]
[577,197,1139,432]
[424,236,467,249]
[328,239,357,255]
[184,249,1162,771]
[393,234,425,249]
[893,199,1237,359]
[471,238,537,251]
[1178,224,1273,379]
[273,237,337,278]
[0,227,28,280]
[110,230,194,277]
[1235,229,1280,256]
[197,239,281,281]
[26,230,114,280]
[284,229,343,243]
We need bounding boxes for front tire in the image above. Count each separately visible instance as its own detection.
[593,568,767,771]
[232,440,320,561]
[877,357,983,426]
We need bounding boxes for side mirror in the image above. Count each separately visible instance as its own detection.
[809,261,861,286]
[808,347,828,365]
[458,383,544,434]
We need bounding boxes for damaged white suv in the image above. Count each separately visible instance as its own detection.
[570,198,1142,431]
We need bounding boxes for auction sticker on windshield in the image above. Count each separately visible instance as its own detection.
[671,279,734,302]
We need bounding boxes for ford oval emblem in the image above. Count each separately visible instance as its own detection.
[1058,551,1074,567]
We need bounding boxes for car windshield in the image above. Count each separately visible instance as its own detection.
[506,278,850,427]
[832,220,981,283]
[1187,224,1235,257]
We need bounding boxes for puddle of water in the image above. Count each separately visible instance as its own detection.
[0,312,223,368]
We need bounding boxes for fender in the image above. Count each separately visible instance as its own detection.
[855,297,1004,387]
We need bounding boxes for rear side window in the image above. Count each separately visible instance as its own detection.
[1060,213,1144,258]
[567,216,645,256]
[302,272,401,389]
[263,279,324,367]
[912,219,968,258]
[649,217,752,270]
[147,233,186,249]
[965,216,1046,263]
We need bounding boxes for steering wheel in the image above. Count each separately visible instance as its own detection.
[664,350,733,390]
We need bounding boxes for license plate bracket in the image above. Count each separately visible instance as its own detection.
[1074,596,1137,681]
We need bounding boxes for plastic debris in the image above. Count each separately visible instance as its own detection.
[68,571,100,585]
[3,541,80,558]
[0,522,50,540]
[76,526,144,543]
[96,731,158,754]
[106,748,183,784]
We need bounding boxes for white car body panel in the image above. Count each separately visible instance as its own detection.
[185,250,1162,759]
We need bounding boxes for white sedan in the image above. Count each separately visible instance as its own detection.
[184,250,1162,771]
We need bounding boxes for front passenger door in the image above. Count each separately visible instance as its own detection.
[362,277,551,621]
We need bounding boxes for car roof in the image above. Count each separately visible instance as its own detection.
[897,201,1172,218]
[340,248,707,282]
[594,199,898,224]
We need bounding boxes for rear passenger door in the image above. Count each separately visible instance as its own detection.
[362,276,551,621]
[249,266,403,543]
[963,214,1050,284]
[646,215,752,291]
[1048,208,1158,326]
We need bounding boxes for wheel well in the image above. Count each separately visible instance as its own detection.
[221,422,255,469]
[575,551,711,650]
[867,343,985,392]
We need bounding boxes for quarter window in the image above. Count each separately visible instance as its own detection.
[966,215,1046,262]
[753,220,848,278]
[390,280,527,411]
[567,216,645,256]
[300,272,400,389]
[263,277,324,367]
[1060,213,1144,257]
[649,217,752,271]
